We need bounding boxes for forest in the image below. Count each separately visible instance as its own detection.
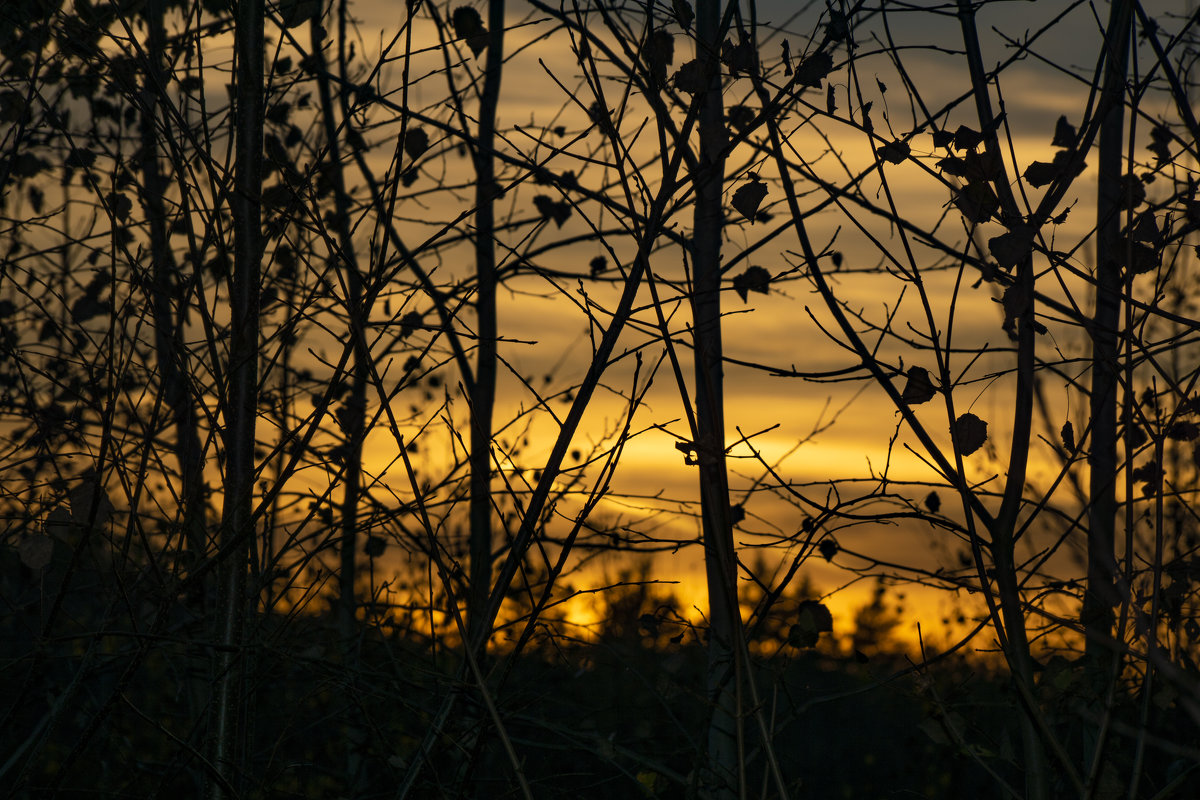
[2,0,1200,797]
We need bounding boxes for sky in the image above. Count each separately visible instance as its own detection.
[276,0,1200,649]
[6,0,1194,652]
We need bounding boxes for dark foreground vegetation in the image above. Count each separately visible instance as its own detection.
[13,527,1193,799]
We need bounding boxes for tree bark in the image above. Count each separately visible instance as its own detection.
[209,0,263,794]
[467,0,505,649]
[693,3,739,797]
[1086,0,1132,765]
[312,2,370,790]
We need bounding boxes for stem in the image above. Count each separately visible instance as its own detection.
[209,0,263,793]
[468,0,505,648]
[692,2,739,797]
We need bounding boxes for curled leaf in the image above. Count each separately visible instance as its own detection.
[1052,115,1076,148]
[954,182,998,223]
[877,139,910,164]
[787,600,833,648]
[987,225,1036,271]
[900,366,936,405]
[671,0,694,30]
[818,537,839,562]
[451,6,489,56]
[731,266,771,301]
[1061,420,1076,451]
[403,128,429,160]
[794,50,833,89]
[732,175,768,222]
[672,59,706,95]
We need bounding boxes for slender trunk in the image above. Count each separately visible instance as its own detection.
[693,3,739,797]
[209,0,263,794]
[956,3,1048,797]
[1086,0,1132,700]
[1084,0,1133,775]
[310,5,370,791]
[467,0,504,648]
[140,3,209,792]
[140,0,208,585]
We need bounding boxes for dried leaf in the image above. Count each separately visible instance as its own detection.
[643,29,674,84]
[936,156,968,177]
[818,537,839,562]
[1052,115,1076,148]
[533,194,572,228]
[1061,420,1076,451]
[924,491,941,513]
[731,266,771,301]
[901,366,936,405]
[794,50,834,89]
[987,225,1036,271]
[403,128,429,160]
[877,139,910,164]
[952,125,983,150]
[727,104,755,132]
[451,6,488,56]
[106,192,132,222]
[787,600,833,648]
[278,0,320,28]
[954,182,998,223]
[952,413,988,456]
[731,175,768,222]
[671,0,694,30]
[1166,420,1199,442]
[1023,160,1057,188]
[721,36,756,76]
[1130,212,1161,245]
[672,59,706,95]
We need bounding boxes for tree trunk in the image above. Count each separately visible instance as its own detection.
[140,0,208,587]
[1086,0,1132,764]
[312,2,370,790]
[209,0,263,793]
[693,3,739,797]
[467,0,505,649]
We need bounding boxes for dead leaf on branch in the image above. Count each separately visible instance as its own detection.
[818,537,839,562]
[954,181,998,224]
[671,0,694,30]
[451,6,488,57]
[672,59,706,95]
[1052,115,1076,148]
[900,366,936,405]
[731,174,768,222]
[727,104,755,132]
[787,600,833,648]
[952,413,988,456]
[793,50,833,89]
[987,225,1036,271]
[731,266,771,302]
[403,128,429,160]
[533,194,571,228]
[1061,420,1076,451]
[877,139,910,164]
[643,29,674,84]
